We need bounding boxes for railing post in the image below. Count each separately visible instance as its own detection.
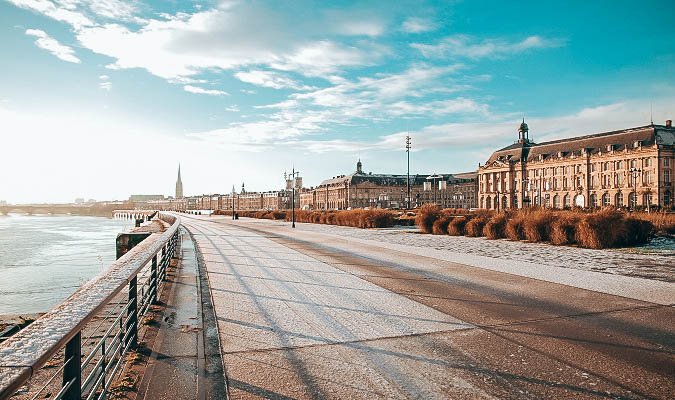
[62,332,82,400]
[150,255,158,304]
[161,246,167,281]
[126,277,138,349]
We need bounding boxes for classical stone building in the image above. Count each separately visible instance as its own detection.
[478,120,675,210]
[313,160,477,210]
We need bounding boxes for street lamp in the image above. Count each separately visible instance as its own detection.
[425,174,443,206]
[405,135,411,209]
[629,167,642,211]
[287,167,300,228]
[231,185,236,220]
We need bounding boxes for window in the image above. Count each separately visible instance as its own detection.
[665,190,671,206]
[630,159,637,169]
[591,163,596,173]
[617,160,623,170]
[553,194,560,208]
[564,194,571,207]
[665,158,671,167]
[602,193,611,207]
[591,176,597,188]
[615,193,624,207]
[644,171,652,185]
[616,174,624,186]
[665,170,671,184]
[563,177,568,190]
[590,194,598,208]
[644,158,652,168]
[629,192,637,209]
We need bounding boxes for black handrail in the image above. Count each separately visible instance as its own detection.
[0,213,180,400]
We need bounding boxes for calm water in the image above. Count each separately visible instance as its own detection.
[0,214,131,314]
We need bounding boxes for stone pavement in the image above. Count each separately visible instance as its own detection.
[181,215,675,399]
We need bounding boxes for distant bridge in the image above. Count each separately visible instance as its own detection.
[0,204,124,217]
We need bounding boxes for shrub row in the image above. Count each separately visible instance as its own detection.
[416,205,659,249]
[214,209,396,228]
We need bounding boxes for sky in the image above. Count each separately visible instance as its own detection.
[1,0,674,204]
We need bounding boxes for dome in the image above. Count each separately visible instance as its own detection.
[518,118,529,133]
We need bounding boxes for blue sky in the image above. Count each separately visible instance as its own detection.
[1,0,674,203]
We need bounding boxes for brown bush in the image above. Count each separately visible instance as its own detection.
[432,216,452,235]
[447,216,468,236]
[633,212,675,235]
[465,213,490,237]
[523,210,556,242]
[415,204,441,234]
[575,209,628,249]
[623,218,655,246]
[550,212,582,245]
[505,212,526,241]
[484,213,509,239]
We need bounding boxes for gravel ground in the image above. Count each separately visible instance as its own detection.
[240,219,675,283]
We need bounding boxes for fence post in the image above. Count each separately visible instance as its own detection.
[126,277,138,349]
[150,255,158,304]
[62,332,82,400]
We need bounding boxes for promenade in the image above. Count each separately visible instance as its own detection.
[179,214,675,399]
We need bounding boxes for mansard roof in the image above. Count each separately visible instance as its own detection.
[484,124,674,166]
[318,171,476,187]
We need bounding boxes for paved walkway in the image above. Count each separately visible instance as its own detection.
[136,228,225,400]
[181,215,675,399]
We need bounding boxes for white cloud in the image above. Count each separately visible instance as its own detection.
[337,20,385,37]
[10,0,94,28]
[183,85,228,96]
[411,35,564,59]
[98,74,111,90]
[25,28,81,63]
[402,17,436,34]
[225,105,240,112]
[234,70,314,90]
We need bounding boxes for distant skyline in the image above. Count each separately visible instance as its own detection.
[1,0,674,203]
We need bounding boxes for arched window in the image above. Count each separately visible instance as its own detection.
[665,190,671,206]
[629,192,637,209]
[602,192,611,207]
[553,194,560,208]
[486,196,492,209]
[513,197,519,209]
[563,194,571,208]
[615,192,624,207]
[590,194,598,208]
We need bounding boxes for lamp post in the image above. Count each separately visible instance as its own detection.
[405,135,411,209]
[426,174,443,206]
[231,185,235,220]
[629,167,641,211]
[288,167,300,228]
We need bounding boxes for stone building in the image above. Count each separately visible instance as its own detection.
[478,120,675,210]
[313,160,477,210]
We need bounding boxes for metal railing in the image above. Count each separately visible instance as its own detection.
[0,213,180,400]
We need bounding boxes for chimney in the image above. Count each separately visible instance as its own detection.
[666,119,672,128]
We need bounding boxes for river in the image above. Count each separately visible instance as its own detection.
[0,214,131,315]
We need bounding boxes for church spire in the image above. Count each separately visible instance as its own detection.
[175,164,183,198]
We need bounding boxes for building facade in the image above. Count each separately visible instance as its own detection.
[478,120,675,210]
[313,160,477,210]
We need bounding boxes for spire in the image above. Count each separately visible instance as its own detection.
[356,158,363,174]
[175,164,184,198]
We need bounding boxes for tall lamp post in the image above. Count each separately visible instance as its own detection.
[405,135,411,209]
[629,167,641,211]
[231,185,236,220]
[426,174,443,206]
[288,167,300,228]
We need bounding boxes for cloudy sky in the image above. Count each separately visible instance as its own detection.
[1,0,674,203]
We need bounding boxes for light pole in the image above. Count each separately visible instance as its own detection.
[426,174,443,206]
[288,167,300,228]
[629,167,641,211]
[231,185,235,220]
[405,135,411,209]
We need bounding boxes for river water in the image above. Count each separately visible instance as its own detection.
[0,214,131,315]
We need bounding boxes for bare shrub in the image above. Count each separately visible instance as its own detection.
[415,204,441,234]
[465,212,490,237]
[550,212,582,245]
[523,210,556,242]
[484,212,509,239]
[576,209,627,249]
[432,216,452,235]
[447,216,468,236]
[505,211,526,241]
